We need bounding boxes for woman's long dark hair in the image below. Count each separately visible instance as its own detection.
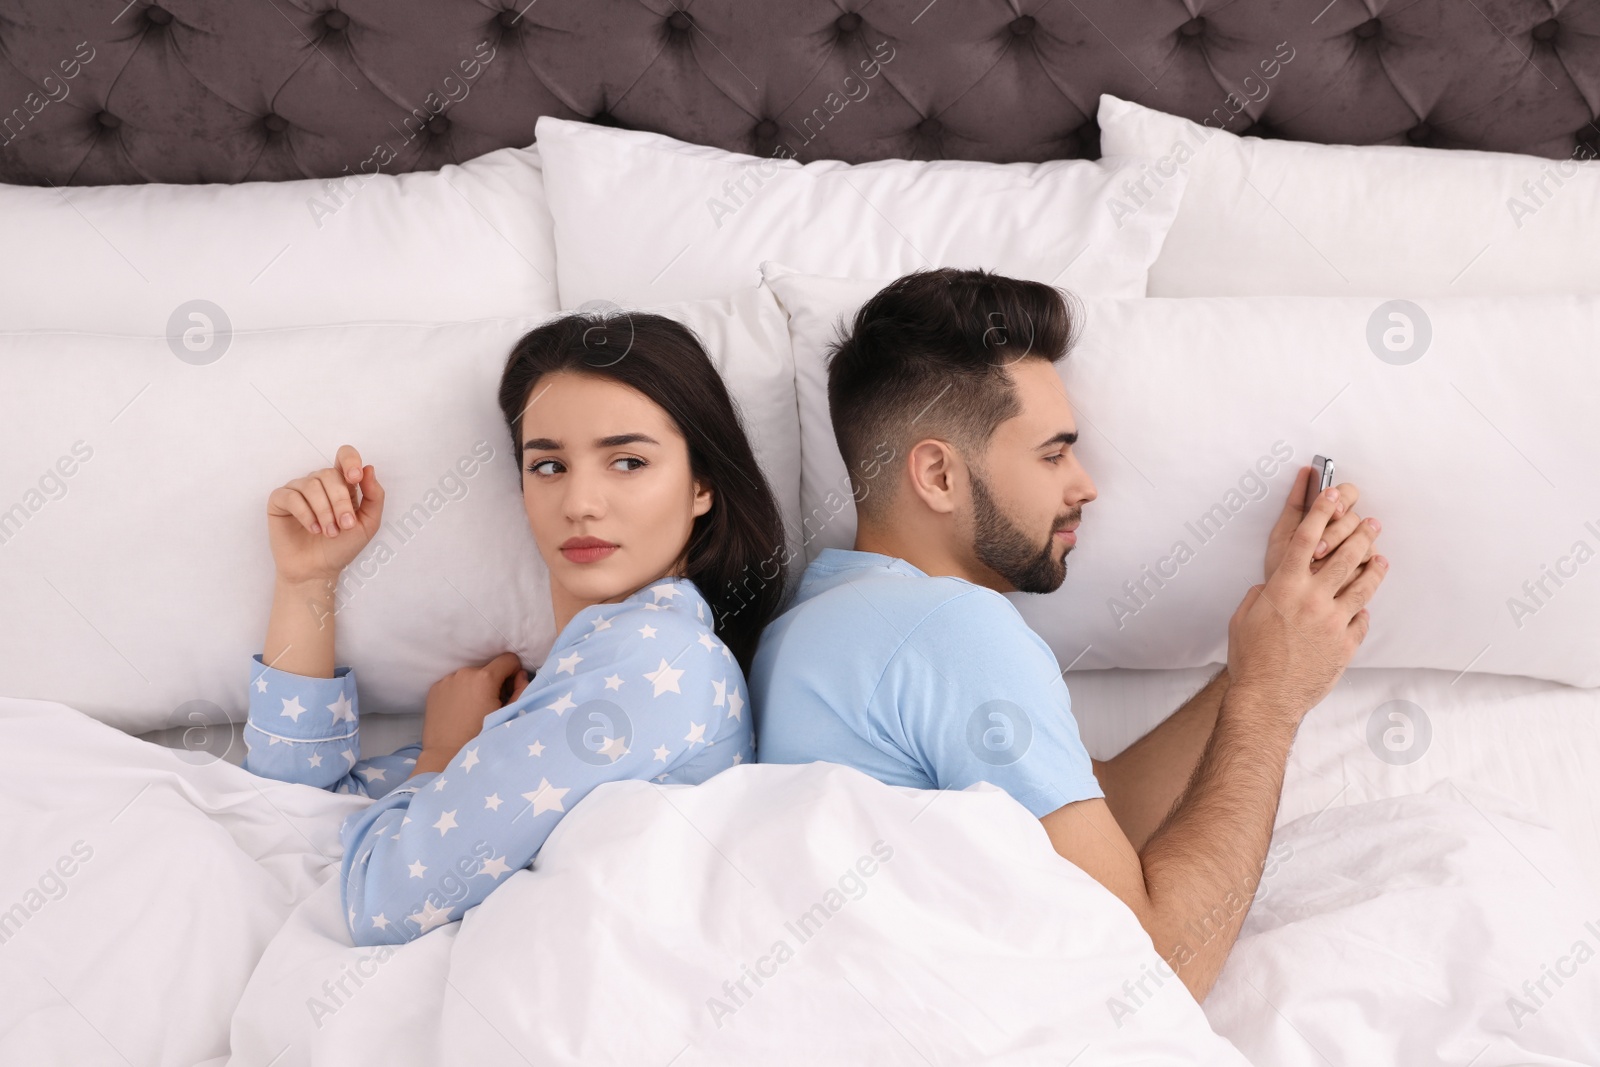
[498,309,788,673]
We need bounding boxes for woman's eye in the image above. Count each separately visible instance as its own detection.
[526,459,561,476]
[612,457,647,473]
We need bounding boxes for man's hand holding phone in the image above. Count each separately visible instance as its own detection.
[1230,484,1389,722]
[1263,463,1376,586]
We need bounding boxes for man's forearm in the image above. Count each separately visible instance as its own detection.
[1095,667,1229,850]
[1136,684,1296,1000]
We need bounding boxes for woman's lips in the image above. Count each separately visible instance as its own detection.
[561,543,617,564]
[560,536,618,564]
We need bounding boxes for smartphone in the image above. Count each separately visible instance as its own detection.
[1305,455,1335,511]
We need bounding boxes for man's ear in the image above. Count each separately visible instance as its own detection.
[904,438,961,516]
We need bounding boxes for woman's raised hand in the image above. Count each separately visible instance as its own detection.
[267,444,386,584]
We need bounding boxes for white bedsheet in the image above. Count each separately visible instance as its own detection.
[1207,782,1600,1066]
[9,681,1599,1066]
[1067,666,1600,896]
[5,696,1245,1066]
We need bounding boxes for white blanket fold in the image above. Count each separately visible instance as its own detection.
[5,696,1596,1067]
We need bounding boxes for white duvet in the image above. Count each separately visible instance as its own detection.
[2,695,1596,1066]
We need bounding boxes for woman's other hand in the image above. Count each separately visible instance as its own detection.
[413,653,530,775]
[267,444,385,584]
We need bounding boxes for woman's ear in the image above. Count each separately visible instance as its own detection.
[692,479,714,519]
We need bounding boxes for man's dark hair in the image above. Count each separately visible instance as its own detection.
[825,267,1083,520]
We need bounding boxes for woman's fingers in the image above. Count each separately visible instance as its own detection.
[294,476,339,537]
[354,464,385,532]
[482,651,524,686]
[335,444,364,484]
[268,485,321,533]
[314,466,358,534]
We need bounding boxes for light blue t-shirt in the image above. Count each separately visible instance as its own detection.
[750,548,1103,817]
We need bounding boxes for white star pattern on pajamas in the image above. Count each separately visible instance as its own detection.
[409,900,454,934]
[240,575,750,947]
[327,691,355,723]
[522,778,569,816]
[644,659,684,696]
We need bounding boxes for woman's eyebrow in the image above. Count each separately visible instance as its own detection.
[522,433,662,451]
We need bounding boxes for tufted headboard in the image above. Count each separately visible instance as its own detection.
[1,0,1597,185]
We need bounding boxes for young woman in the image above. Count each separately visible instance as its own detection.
[241,311,788,947]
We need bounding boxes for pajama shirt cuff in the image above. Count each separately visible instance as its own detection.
[246,652,360,743]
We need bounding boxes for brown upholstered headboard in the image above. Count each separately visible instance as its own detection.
[1,0,1597,186]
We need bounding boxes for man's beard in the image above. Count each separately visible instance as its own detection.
[970,466,1075,594]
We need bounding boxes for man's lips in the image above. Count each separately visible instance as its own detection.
[1054,523,1079,546]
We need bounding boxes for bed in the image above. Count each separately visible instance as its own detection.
[3,1,1599,1064]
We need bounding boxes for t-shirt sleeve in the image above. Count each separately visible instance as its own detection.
[871,589,1104,818]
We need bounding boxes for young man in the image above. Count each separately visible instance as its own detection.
[749,268,1389,1001]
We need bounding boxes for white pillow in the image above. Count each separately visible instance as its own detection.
[0,287,799,731]
[766,262,1600,688]
[535,114,1189,308]
[0,144,558,333]
[1097,93,1600,298]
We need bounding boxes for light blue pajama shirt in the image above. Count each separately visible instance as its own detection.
[242,576,750,947]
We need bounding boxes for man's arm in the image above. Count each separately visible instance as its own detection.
[1043,683,1295,1001]
[1089,469,1369,849]
[1044,492,1386,1001]
[1091,666,1228,851]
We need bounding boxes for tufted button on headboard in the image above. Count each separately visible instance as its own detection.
[0,0,1595,186]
